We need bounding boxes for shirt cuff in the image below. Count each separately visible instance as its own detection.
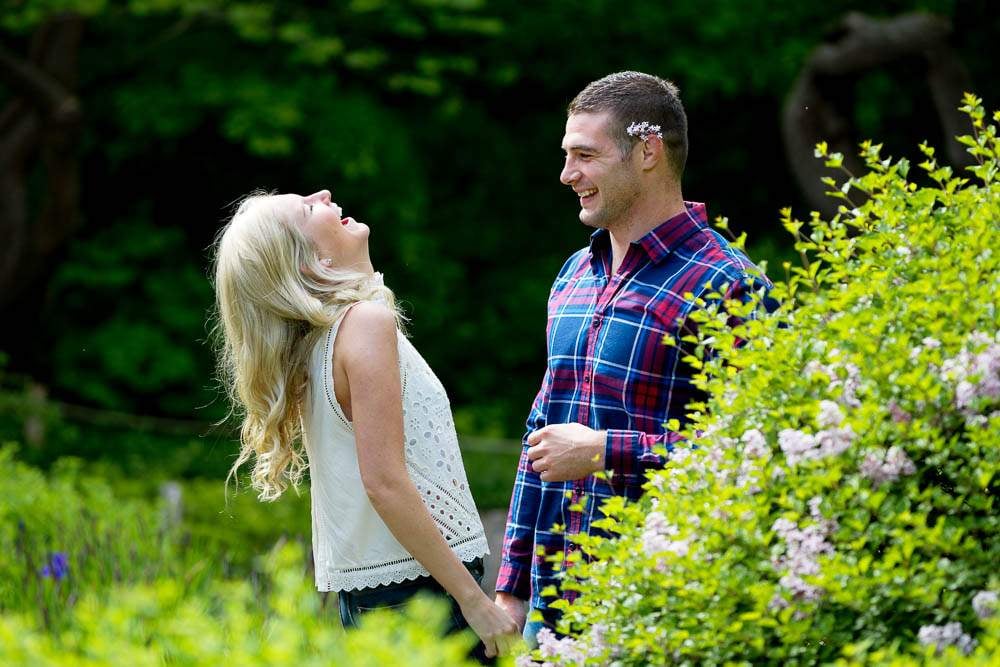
[604,430,641,487]
[495,560,531,600]
[604,429,671,487]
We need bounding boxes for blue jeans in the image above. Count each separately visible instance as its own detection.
[522,605,559,649]
[339,558,491,663]
[338,557,484,629]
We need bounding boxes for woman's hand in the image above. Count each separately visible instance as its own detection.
[458,592,522,658]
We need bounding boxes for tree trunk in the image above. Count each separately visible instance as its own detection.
[783,12,974,218]
[0,14,84,308]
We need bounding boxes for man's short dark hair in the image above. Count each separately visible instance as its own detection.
[568,71,688,179]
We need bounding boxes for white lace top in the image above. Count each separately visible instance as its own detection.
[301,302,489,592]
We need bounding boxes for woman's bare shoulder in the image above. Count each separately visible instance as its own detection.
[336,301,398,366]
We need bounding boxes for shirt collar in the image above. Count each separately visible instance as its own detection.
[588,201,708,266]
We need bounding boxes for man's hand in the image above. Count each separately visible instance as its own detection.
[526,423,606,482]
[494,591,528,633]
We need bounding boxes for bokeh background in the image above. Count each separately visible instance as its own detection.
[1,0,998,521]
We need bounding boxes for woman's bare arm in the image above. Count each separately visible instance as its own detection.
[336,301,518,657]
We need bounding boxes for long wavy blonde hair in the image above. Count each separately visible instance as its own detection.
[211,190,401,501]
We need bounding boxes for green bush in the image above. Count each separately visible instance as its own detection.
[181,478,312,573]
[0,452,523,664]
[0,446,185,630]
[0,542,494,666]
[532,96,1000,664]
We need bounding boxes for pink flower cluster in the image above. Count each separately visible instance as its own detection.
[858,446,916,487]
[737,428,771,493]
[972,590,998,619]
[917,622,977,656]
[642,511,690,568]
[778,424,855,466]
[651,436,727,495]
[770,498,836,607]
[520,624,608,666]
[741,428,770,459]
[940,331,1000,423]
[826,359,863,408]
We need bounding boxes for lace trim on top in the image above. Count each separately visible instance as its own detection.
[315,533,489,592]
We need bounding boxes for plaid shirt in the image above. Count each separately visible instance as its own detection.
[496,202,770,619]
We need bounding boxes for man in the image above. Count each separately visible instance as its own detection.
[494,71,771,644]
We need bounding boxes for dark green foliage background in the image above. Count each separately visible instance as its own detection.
[2,0,998,500]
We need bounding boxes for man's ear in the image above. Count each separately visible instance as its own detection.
[640,136,663,172]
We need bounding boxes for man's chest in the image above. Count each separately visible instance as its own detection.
[546,271,694,368]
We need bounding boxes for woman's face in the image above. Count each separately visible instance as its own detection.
[277,190,371,271]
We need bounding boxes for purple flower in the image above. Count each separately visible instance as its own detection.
[972,590,998,619]
[917,622,977,656]
[942,335,1000,421]
[770,512,835,604]
[778,425,854,466]
[40,552,69,581]
[816,400,844,429]
[887,401,911,424]
[778,428,815,465]
[859,446,916,487]
[741,429,769,459]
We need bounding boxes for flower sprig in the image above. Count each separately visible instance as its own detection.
[626,121,663,141]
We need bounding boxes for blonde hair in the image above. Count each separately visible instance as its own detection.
[211,190,402,501]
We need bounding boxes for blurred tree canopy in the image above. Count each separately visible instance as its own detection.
[1,0,997,437]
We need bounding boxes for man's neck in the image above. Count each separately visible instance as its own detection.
[607,193,686,274]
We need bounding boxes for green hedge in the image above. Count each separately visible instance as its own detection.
[0,448,518,664]
[0,542,492,666]
[0,446,187,630]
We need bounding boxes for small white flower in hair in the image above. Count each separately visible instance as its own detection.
[626,121,663,141]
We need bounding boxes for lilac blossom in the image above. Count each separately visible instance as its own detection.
[859,446,916,487]
[770,506,835,605]
[917,622,977,656]
[778,429,816,466]
[741,429,769,459]
[804,359,829,379]
[816,400,844,429]
[887,401,912,424]
[972,590,998,619]
[642,511,689,564]
[737,429,770,493]
[827,360,863,408]
[779,426,855,466]
[533,623,609,666]
[626,121,663,141]
[814,426,855,458]
[940,333,1000,421]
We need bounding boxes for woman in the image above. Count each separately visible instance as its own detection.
[212,189,519,659]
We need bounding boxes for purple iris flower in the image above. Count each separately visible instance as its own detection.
[40,552,69,581]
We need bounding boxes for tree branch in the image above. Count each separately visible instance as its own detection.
[783,12,975,217]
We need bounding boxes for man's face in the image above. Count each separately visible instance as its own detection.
[559,111,640,230]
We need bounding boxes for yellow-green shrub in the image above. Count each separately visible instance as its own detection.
[0,542,492,666]
[0,446,183,630]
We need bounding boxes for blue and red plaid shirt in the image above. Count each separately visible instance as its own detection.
[497,202,771,620]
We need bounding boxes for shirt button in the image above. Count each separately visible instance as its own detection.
[583,373,591,382]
